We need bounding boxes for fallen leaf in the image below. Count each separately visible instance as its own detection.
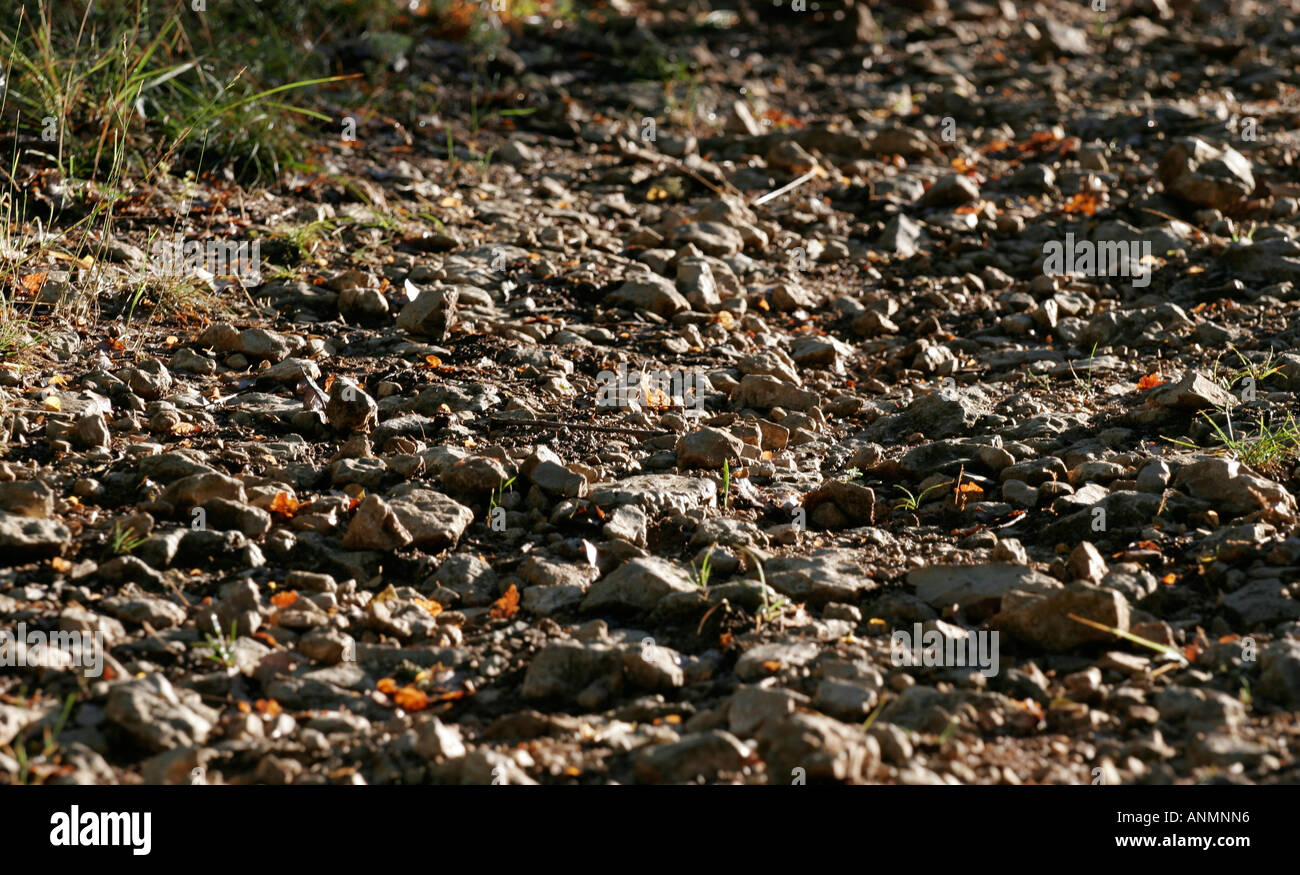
[255,699,282,716]
[377,678,399,694]
[490,584,520,619]
[394,686,430,711]
[270,591,299,609]
[269,492,301,517]
[412,597,443,617]
[1062,192,1101,216]
[1137,373,1165,391]
[20,272,47,294]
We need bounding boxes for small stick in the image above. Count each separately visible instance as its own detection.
[485,416,669,438]
[752,168,822,207]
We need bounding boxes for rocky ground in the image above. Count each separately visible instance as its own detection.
[4,0,1300,785]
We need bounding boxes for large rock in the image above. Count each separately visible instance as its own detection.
[919,173,980,207]
[520,642,623,702]
[325,379,378,433]
[676,428,744,469]
[763,550,876,605]
[1146,371,1237,411]
[583,557,697,612]
[162,473,246,511]
[1157,138,1254,211]
[397,285,459,339]
[0,512,68,562]
[0,480,55,517]
[634,731,753,783]
[605,275,690,318]
[105,674,216,752]
[802,480,877,529]
[1174,457,1296,520]
[341,495,412,551]
[1258,640,1300,707]
[866,389,987,441]
[196,323,297,362]
[590,474,716,514]
[908,563,1063,611]
[439,456,510,498]
[993,583,1130,651]
[386,486,474,550]
[732,374,820,412]
[758,712,880,784]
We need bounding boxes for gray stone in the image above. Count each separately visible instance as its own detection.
[764,550,876,605]
[758,712,879,784]
[105,674,216,752]
[1158,138,1255,211]
[583,557,697,612]
[908,563,1062,610]
[605,275,690,318]
[397,285,459,339]
[0,512,70,561]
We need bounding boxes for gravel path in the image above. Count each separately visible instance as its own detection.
[3,0,1300,785]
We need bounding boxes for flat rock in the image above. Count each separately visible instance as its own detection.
[908,563,1063,610]
[763,550,876,605]
[582,557,697,612]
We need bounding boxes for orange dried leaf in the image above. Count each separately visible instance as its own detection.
[412,597,443,617]
[1062,192,1101,216]
[1161,573,1177,586]
[491,584,520,619]
[952,156,979,175]
[20,272,48,293]
[255,698,282,716]
[271,591,299,609]
[761,659,782,672]
[1137,373,1165,391]
[394,686,430,711]
[377,678,399,694]
[425,354,443,367]
[269,492,301,517]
